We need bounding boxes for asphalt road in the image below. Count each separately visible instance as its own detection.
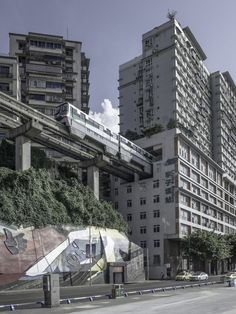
[0,283,235,314]
[0,276,223,307]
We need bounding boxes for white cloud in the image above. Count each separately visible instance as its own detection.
[89,99,119,134]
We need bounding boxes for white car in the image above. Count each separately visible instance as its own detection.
[190,271,208,281]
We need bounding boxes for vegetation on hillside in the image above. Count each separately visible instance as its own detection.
[0,167,128,233]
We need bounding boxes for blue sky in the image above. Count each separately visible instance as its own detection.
[1,0,236,116]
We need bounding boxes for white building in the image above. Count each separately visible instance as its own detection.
[114,18,236,278]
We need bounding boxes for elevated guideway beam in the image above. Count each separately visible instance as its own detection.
[0,91,153,182]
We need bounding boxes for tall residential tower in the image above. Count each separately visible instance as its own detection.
[114,18,236,278]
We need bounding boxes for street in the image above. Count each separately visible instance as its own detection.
[0,284,235,314]
[0,277,222,306]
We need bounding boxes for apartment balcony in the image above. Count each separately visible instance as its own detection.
[28,86,62,94]
[63,73,77,82]
[29,46,63,55]
[28,99,45,105]
[0,73,13,78]
[26,64,62,75]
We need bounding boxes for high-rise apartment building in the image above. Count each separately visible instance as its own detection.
[9,32,90,115]
[0,54,21,141]
[114,17,236,279]
[119,18,212,157]
[0,54,20,100]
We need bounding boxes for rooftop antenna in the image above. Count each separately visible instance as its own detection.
[167,10,177,20]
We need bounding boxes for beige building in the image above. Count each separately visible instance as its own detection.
[9,32,90,115]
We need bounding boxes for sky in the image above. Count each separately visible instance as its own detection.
[1,0,236,131]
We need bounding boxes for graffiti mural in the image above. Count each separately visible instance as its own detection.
[0,222,144,286]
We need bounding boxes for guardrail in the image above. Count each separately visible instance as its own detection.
[0,280,223,312]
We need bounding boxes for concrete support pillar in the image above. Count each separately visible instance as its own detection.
[87,166,99,199]
[15,135,31,171]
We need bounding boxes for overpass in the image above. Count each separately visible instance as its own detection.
[0,91,154,198]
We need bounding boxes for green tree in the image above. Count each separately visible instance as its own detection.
[182,230,232,272]
[142,124,164,137]
[124,130,142,141]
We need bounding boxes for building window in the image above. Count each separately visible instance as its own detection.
[180,224,190,235]
[140,212,147,220]
[208,165,216,181]
[202,204,208,214]
[0,66,10,76]
[192,199,200,211]
[46,81,62,89]
[200,159,207,175]
[192,171,200,183]
[140,198,146,205]
[153,224,160,232]
[114,202,118,209]
[153,210,160,218]
[192,185,200,195]
[153,180,159,188]
[191,150,199,168]
[180,178,190,190]
[153,254,160,265]
[201,177,208,188]
[201,190,208,200]
[181,209,190,221]
[127,214,132,222]
[127,200,132,207]
[154,240,160,248]
[140,226,147,234]
[127,185,132,193]
[144,256,147,267]
[0,83,9,92]
[29,94,45,101]
[114,188,118,196]
[153,195,160,203]
[179,142,189,161]
[180,194,190,206]
[140,241,147,248]
[179,163,190,176]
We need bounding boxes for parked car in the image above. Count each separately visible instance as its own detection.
[190,271,208,281]
[224,272,236,281]
[175,271,192,281]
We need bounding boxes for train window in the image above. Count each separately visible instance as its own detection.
[61,105,68,113]
[120,136,127,143]
[80,113,86,120]
[55,107,60,115]
[104,128,111,135]
[93,121,100,129]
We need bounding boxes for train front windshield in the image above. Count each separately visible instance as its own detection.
[55,103,69,120]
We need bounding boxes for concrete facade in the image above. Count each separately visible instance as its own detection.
[9,32,90,115]
[0,54,21,141]
[119,18,212,157]
[115,18,236,278]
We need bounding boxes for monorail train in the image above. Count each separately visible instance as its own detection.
[55,102,153,167]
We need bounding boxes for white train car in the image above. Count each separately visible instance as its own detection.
[55,103,153,171]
